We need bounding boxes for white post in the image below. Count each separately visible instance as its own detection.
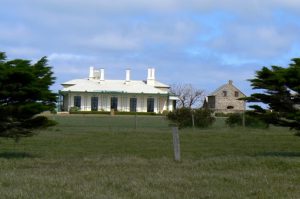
[172,127,181,161]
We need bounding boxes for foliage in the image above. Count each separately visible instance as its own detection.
[167,108,215,128]
[161,110,170,116]
[69,111,159,115]
[0,52,57,142]
[214,112,229,117]
[225,112,268,128]
[170,83,205,108]
[167,107,192,128]
[115,111,157,116]
[225,113,242,127]
[194,109,215,127]
[69,106,80,112]
[244,58,300,132]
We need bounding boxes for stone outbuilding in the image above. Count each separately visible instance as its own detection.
[203,80,246,113]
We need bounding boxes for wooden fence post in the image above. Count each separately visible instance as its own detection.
[172,127,181,161]
[191,111,195,130]
[242,111,245,127]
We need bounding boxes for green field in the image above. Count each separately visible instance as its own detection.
[1,115,300,198]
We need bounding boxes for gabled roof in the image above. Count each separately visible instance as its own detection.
[61,79,169,94]
[209,81,246,97]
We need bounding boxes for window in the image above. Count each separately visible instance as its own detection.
[91,97,98,111]
[173,100,177,110]
[111,97,118,111]
[223,91,227,97]
[147,98,154,112]
[130,98,137,112]
[208,96,215,109]
[235,91,239,97]
[74,96,81,108]
[227,106,234,109]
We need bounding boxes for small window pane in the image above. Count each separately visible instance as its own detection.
[235,91,239,97]
[223,91,227,97]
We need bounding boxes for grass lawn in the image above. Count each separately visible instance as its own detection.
[0,115,300,198]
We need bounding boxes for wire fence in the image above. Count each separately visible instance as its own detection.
[50,114,171,133]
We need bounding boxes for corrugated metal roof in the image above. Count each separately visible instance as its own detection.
[61,79,170,94]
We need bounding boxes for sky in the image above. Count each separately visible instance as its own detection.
[1,0,300,96]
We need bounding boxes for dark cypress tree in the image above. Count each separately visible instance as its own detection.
[244,58,300,133]
[0,52,57,142]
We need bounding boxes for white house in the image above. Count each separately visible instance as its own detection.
[58,67,178,113]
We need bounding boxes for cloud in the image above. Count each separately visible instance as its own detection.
[0,23,31,42]
[1,0,300,95]
[80,33,141,51]
[48,53,96,62]
[9,47,40,56]
[206,24,298,60]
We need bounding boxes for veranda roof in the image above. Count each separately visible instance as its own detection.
[61,79,169,94]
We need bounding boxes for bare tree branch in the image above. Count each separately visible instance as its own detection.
[170,83,206,108]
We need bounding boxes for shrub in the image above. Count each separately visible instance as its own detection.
[69,111,160,116]
[167,108,215,129]
[161,110,170,116]
[69,111,110,115]
[194,109,215,128]
[69,106,80,112]
[214,112,228,117]
[167,108,192,128]
[115,111,158,116]
[225,112,268,128]
[225,113,242,127]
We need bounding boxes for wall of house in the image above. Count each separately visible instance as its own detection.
[214,85,246,113]
[61,92,173,113]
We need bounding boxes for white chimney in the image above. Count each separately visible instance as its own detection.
[151,68,155,79]
[125,69,131,82]
[147,68,155,86]
[89,66,95,79]
[100,68,104,81]
[147,68,152,79]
